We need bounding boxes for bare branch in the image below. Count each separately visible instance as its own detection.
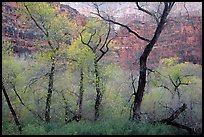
[100,22,111,50]
[10,82,44,121]
[24,3,57,54]
[180,83,189,85]
[136,2,159,24]
[156,2,163,20]
[94,35,102,52]
[181,74,193,79]
[168,75,177,87]
[88,29,97,45]
[23,3,48,37]
[24,72,49,93]
[95,22,115,63]
[79,28,94,52]
[91,5,150,42]
[158,102,174,113]
[146,67,168,79]
[158,84,173,95]
[95,37,114,63]
[131,72,137,94]
[146,68,155,73]
[54,89,76,116]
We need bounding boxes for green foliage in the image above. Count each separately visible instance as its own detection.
[17,2,75,63]
[9,3,78,123]
[142,57,202,126]
[67,35,95,69]
[2,121,20,135]
[159,57,179,66]
[3,117,186,135]
[2,2,202,135]
[2,41,29,110]
[2,40,14,57]
[21,124,47,135]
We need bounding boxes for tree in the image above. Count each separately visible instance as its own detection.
[92,2,175,120]
[65,31,94,121]
[2,41,22,132]
[79,18,115,120]
[17,2,75,123]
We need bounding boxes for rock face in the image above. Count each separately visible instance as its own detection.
[2,2,86,58]
[2,2,202,69]
[111,15,202,70]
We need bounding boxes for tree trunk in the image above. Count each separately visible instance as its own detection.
[2,82,22,132]
[45,60,55,123]
[78,68,84,116]
[94,61,102,121]
[131,3,173,120]
[132,57,147,120]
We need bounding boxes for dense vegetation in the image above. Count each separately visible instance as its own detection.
[2,2,202,135]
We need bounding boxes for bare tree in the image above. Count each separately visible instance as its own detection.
[92,2,175,120]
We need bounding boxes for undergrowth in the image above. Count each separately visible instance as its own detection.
[2,117,187,135]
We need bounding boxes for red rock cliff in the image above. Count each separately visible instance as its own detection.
[111,15,202,70]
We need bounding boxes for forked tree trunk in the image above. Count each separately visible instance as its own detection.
[2,82,22,132]
[45,61,55,123]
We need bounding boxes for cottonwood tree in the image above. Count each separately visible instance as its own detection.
[92,2,175,120]
[78,18,115,120]
[63,35,94,122]
[17,2,75,123]
[58,17,113,121]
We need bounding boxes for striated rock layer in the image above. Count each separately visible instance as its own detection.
[2,2,202,70]
[111,15,202,70]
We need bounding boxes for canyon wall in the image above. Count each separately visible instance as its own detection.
[2,2,86,58]
[2,2,202,70]
[111,15,202,70]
